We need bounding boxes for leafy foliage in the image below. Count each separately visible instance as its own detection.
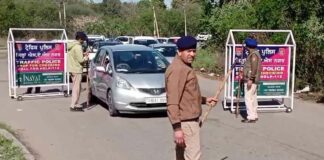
[0,0,322,92]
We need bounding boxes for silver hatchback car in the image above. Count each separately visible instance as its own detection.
[89,45,170,116]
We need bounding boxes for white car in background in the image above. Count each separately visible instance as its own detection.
[133,36,159,46]
[150,43,177,63]
[167,36,181,44]
[196,32,212,41]
[157,37,168,44]
[115,36,134,44]
[88,34,105,46]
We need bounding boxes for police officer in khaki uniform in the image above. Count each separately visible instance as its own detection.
[242,38,262,123]
[165,36,217,160]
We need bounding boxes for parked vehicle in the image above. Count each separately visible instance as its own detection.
[167,36,181,44]
[133,36,159,46]
[157,37,168,44]
[150,43,177,63]
[87,34,105,47]
[196,32,212,41]
[89,40,122,60]
[89,44,170,116]
[115,36,134,44]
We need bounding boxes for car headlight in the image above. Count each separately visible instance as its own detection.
[116,76,133,90]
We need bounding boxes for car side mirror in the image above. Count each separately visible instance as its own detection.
[95,66,105,72]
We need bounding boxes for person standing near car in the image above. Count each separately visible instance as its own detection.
[165,36,217,160]
[67,31,89,111]
[242,37,261,123]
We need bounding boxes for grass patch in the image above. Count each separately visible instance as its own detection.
[296,92,324,104]
[0,123,26,160]
[193,48,225,74]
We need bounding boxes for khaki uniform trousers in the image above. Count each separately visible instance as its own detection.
[70,73,82,108]
[176,121,201,160]
[244,83,258,120]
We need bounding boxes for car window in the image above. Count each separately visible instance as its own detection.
[154,46,177,57]
[167,39,176,44]
[94,49,106,66]
[93,43,98,50]
[113,50,169,73]
[158,39,167,43]
[134,39,158,46]
[117,37,128,42]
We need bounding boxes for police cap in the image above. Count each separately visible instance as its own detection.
[176,36,197,51]
[245,38,258,48]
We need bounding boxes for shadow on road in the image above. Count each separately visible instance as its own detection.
[91,98,167,118]
[119,112,167,119]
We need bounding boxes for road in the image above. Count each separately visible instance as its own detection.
[0,58,324,160]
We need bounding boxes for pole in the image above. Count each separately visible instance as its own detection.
[235,42,245,118]
[58,1,62,26]
[184,9,187,36]
[63,1,66,28]
[59,8,62,26]
[184,2,187,36]
[152,4,159,37]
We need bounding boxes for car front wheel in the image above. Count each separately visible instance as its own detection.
[106,90,119,117]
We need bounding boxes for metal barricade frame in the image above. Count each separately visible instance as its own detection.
[7,28,69,100]
[224,29,296,113]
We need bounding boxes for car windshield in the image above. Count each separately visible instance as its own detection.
[158,39,167,43]
[153,46,177,57]
[134,39,158,46]
[167,38,178,44]
[117,37,128,42]
[113,50,169,73]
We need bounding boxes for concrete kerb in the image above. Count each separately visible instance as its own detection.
[0,129,35,160]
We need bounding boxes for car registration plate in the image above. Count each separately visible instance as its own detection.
[145,97,167,104]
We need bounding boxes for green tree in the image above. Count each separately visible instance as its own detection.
[102,0,122,17]
[0,0,28,35]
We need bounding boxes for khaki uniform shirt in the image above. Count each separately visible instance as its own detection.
[243,49,262,83]
[165,56,204,130]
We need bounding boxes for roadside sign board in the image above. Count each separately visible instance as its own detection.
[233,46,290,96]
[14,42,65,86]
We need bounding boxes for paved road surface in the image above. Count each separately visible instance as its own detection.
[0,58,323,160]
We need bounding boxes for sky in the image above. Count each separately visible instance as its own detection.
[92,0,172,8]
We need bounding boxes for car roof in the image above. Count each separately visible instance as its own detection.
[88,35,105,38]
[101,44,153,52]
[116,36,133,38]
[96,40,121,44]
[149,43,177,47]
[169,36,181,39]
[133,36,156,40]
